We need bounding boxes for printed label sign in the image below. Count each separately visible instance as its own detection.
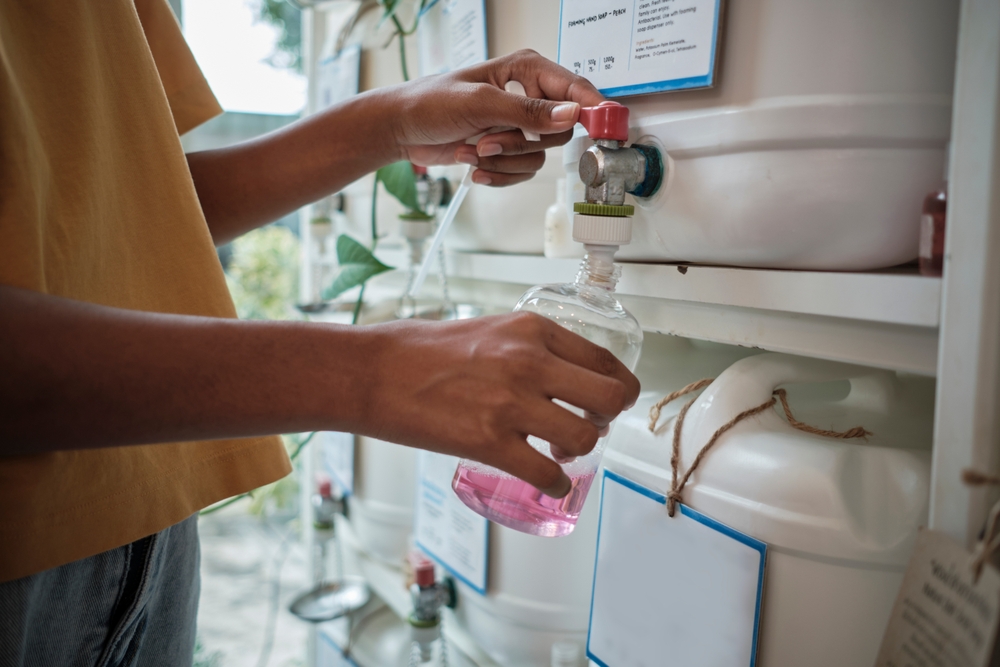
[875,528,1000,667]
[417,0,488,77]
[414,451,489,594]
[587,469,766,667]
[318,623,359,667]
[319,431,355,496]
[558,0,724,97]
[315,44,361,110]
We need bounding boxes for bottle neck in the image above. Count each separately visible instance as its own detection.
[575,244,621,291]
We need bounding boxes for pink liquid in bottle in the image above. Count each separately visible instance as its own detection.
[452,464,596,537]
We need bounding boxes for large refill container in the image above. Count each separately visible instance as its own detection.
[602,352,935,666]
[452,335,754,666]
[562,0,959,269]
[348,436,417,565]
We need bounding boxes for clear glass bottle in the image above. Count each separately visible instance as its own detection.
[451,244,642,537]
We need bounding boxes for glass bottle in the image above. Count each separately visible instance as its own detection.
[451,244,642,537]
[919,185,946,277]
[919,144,949,277]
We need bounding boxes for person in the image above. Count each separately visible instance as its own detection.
[0,1,640,665]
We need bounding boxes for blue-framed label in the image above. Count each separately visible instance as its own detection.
[317,625,360,667]
[413,451,490,595]
[319,431,355,497]
[587,469,766,667]
[416,0,488,77]
[558,0,724,97]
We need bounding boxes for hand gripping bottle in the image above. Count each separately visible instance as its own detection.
[452,103,661,537]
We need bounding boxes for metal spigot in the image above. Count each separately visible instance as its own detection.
[577,102,663,207]
[408,552,457,663]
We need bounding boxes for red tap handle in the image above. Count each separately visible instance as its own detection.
[579,101,630,142]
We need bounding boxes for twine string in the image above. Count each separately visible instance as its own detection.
[962,469,1000,582]
[649,379,873,517]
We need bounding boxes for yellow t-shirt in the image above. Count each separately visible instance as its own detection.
[0,0,291,582]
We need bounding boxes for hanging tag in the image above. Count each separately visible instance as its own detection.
[875,528,1000,667]
[319,431,355,496]
[413,451,489,594]
[587,470,766,667]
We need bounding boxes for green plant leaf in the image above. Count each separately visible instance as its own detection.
[323,235,394,300]
[376,161,422,212]
[378,0,402,26]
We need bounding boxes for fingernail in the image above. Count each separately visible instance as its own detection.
[456,152,478,166]
[550,102,580,123]
[551,445,577,464]
[477,143,503,157]
[545,475,573,499]
[472,171,492,186]
[598,425,610,438]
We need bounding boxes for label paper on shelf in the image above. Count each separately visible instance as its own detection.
[414,451,489,594]
[558,0,724,97]
[874,528,1000,667]
[319,431,355,496]
[417,0,488,77]
[587,470,765,667]
[315,44,361,110]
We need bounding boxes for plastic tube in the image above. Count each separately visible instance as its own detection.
[407,166,473,299]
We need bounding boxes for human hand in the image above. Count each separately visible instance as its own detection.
[356,313,639,498]
[388,50,605,187]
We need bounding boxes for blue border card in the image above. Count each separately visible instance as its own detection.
[558,0,724,97]
[587,469,766,667]
[320,431,355,497]
[413,451,490,595]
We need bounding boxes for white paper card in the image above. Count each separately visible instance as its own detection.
[319,431,355,496]
[588,470,766,667]
[875,528,1000,667]
[558,0,724,97]
[414,451,489,594]
[318,622,359,667]
[315,44,361,111]
[417,0,488,77]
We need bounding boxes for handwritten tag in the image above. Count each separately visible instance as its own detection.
[875,528,1000,667]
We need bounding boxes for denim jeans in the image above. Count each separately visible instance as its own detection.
[0,515,200,667]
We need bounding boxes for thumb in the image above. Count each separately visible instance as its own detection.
[474,85,581,136]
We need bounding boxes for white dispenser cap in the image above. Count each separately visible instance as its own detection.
[573,213,632,246]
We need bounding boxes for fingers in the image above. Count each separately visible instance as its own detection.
[519,400,601,460]
[454,143,548,187]
[542,357,636,426]
[475,129,574,157]
[540,322,641,410]
[486,436,573,498]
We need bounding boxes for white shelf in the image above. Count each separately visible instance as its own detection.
[443,252,942,376]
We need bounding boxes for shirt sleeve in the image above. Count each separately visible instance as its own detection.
[134,0,224,135]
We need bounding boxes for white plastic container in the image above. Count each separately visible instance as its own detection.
[452,335,754,666]
[348,436,418,565]
[563,0,959,270]
[603,352,935,667]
